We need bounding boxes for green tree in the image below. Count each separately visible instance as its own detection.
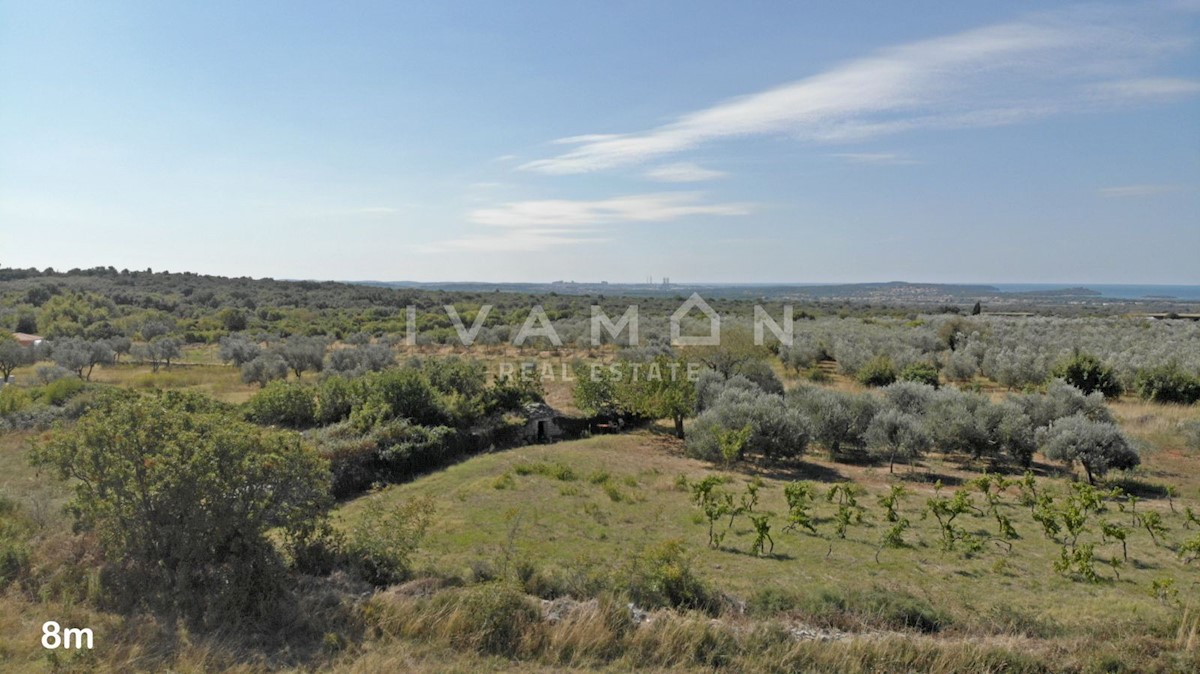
[856,354,897,387]
[623,356,697,438]
[1050,351,1123,398]
[30,391,331,616]
[898,361,939,389]
[571,361,627,418]
[37,291,113,338]
[1132,363,1200,404]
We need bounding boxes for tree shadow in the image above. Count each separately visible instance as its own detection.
[741,459,847,484]
[716,547,796,562]
[1107,477,1170,499]
[899,471,964,487]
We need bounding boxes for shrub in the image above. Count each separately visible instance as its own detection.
[246,380,317,427]
[353,368,446,429]
[0,386,33,416]
[898,361,939,388]
[342,495,434,585]
[1133,363,1200,404]
[432,583,542,656]
[856,355,898,387]
[37,376,86,406]
[1050,352,1123,398]
[620,540,717,614]
[30,390,331,618]
[1184,421,1200,452]
[314,375,364,425]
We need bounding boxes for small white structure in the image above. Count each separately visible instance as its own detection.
[522,402,564,443]
[11,332,44,347]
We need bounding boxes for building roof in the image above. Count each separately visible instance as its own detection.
[11,332,43,345]
[522,401,560,419]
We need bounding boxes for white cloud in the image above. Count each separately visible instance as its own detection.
[643,162,729,182]
[520,8,1198,175]
[1087,77,1200,101]
[830,152,920,166]
[468,192,751,228]
[1098,184,1185,198]
[420,228,606,253]
[425,192,751,253]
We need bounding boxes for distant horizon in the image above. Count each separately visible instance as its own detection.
[10,266,1200,290]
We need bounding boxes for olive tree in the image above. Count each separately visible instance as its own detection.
[277,336,328,378]
[1037,414,1140,484]
[241,353,290,387]
[218,333,262,367]
[0,334,33,381]
[866,407,931,473]
[788,387,876,459]
[50,337,114,381]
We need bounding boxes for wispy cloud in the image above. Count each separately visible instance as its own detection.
[427,192,751,252]
[421,228,606,253]
[830,152,920,166]
[1098,184,1186,198]
[520,7,1198,175]
[468,192,751,227]
[1087,77,1200,101]
[643,162,729,182]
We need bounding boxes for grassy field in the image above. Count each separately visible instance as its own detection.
[3,348,1199,672]
[330,423,1200,671]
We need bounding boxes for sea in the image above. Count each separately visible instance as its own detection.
[991,284,1200,301]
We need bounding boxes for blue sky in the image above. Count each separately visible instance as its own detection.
[2,1,1198,284]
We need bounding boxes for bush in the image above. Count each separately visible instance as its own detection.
[0,496,33,587]
[30,390,331,619]
[37,377,87,406]
[1050,352,1122,398]
[0,386,33,415]
[342,495,434,585]
[856,355,897,387]
[620,540,717,614]
[432,583,543,656]
[353,368,446,429]
[246,380,317,427]
[1133,363,1200,404]
[898,361,939,389]
[314,375,365,425]
[1185,421,1200,452]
